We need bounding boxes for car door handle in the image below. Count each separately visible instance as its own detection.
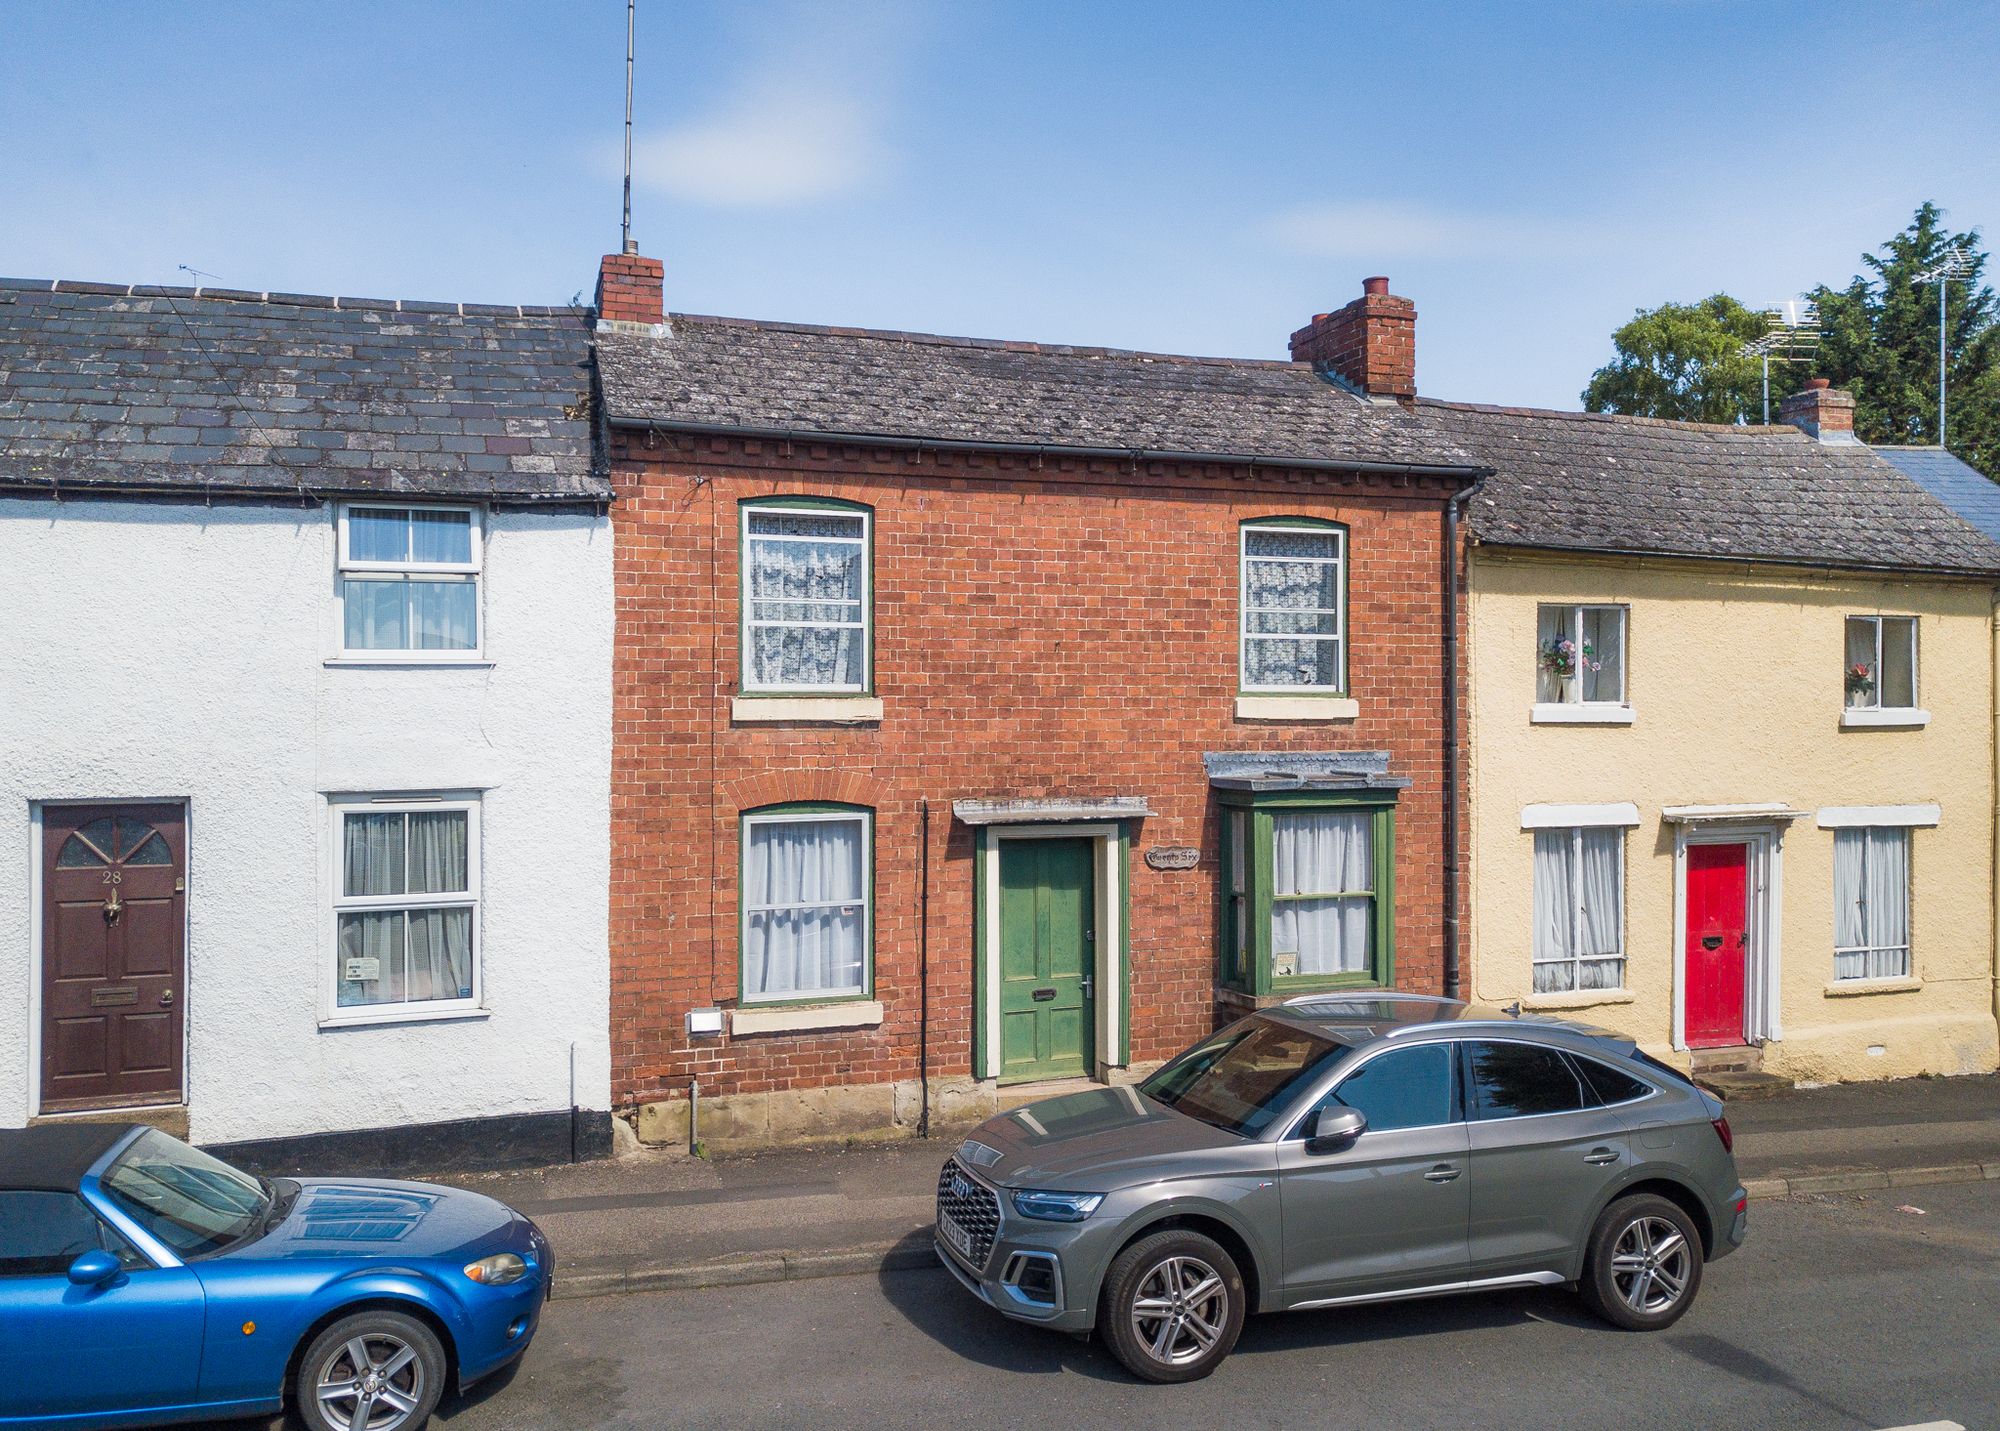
[1584,1148,1620,1166]
[1423,1164,1461,1183]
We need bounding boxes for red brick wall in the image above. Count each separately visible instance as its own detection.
[596,254,665,325]
[610,431,1461,1108]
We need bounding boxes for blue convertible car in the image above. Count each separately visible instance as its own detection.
[0,1122,551,1430]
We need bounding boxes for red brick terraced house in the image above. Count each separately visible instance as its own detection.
[594,256,1489,1150]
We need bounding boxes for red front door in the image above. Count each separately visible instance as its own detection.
[1685,842,1749,1048]
[41,804,187,1111]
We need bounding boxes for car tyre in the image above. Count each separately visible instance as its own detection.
[293,1308,447,1431]
[1579,1193,1704,1331]
[1098,1229,1246,1383]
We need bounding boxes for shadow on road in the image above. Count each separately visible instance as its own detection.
[879,1232,1626,1385]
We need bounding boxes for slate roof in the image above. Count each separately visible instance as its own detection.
[1426,400,2000,577]
[0,279,605,504]
[1873,446,2000,546]
[594,314,1479,473]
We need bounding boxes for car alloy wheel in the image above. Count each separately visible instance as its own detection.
[314,1330,430,1431]
[1609,1214,1692,1315]
[1128,1253,1230,1366]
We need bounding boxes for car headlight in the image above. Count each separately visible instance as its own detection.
[464,1252,529,1285]
[1010,1190,1104,1222]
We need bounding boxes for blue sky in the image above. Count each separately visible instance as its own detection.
[4,1,1997,408]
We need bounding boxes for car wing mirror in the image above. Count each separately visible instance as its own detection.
[67,1249,122,1287]
[1305,1106,1367,1154]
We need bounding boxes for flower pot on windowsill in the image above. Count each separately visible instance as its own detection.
[1845,687,1872,710]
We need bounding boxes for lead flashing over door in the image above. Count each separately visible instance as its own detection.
[954,797,1153,826]
[1203,750,1409,793]
[1660,803,1806,825]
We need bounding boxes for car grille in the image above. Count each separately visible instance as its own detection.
[936,1157,1001,1269]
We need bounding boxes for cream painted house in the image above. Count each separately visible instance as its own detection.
[1429,383,2000,1087]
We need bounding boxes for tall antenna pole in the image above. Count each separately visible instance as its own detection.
[622,0,636,255]
[1916,248,1974,447]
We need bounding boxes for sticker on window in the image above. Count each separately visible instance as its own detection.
[344,957,381,982]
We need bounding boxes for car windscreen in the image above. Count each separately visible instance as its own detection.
[99,1129,270,1258]
[1140,1018,1349,1137]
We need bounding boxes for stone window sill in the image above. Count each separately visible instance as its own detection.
[320,1006,491,1031]
[1841,708,1930,730]
[1234,695,1360,722]
[324,657,495,670]
[1520,990,1636,1011]
[1530,704,1634,726]
[730,1000,884,1035]
[1824,977,1922,998]
[731,695,883,724]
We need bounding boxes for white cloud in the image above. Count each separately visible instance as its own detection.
[1259,200,1602,263]
[624,1,919,209]
[630,82,882,207]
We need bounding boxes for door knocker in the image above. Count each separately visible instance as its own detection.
[102,887,123,922]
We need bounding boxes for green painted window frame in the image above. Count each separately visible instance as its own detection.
[1238,515,1350,698]
[738,801,875,1008]
[1215,789,1397,996]
[738,495,876,698]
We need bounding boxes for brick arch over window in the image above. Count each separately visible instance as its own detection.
[722,770,885,815]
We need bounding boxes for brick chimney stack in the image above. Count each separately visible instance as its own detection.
[596,251,664,327]
[1289,276,1417,402]
[1779,377,1857,443]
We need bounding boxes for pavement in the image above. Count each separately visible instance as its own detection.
[427,1072,2000,1302]
[415,1178,2000,1430]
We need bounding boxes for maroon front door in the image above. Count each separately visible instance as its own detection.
[1684,842,1749,1049]
[41,804,187,1111]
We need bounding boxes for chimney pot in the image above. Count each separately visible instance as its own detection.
[1288,278,1417,401]
[595,250,664,326]
[1779,379,1856,444]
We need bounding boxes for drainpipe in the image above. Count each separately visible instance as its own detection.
[1442,472,1489,1002]
[1991,591,1999,1053]
[918,797,933,1138]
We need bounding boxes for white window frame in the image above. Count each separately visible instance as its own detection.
[324,794,483,1027]
[1536,603,1627,706]
[335,502,485,662]
[1832,825,1912,982]
[1844,614,1918,712]
[1532,826,1627,994]
[739,807,874,1005]
[1239,522,1347,695]
[740,504,872,695]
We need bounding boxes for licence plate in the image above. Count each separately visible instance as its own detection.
[939,1208,974,1260]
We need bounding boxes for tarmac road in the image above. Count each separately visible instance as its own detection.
[398,1177,1999,1431]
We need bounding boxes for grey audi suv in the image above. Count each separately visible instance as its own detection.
[934,995,1745,1381]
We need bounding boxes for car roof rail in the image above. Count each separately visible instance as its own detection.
[1281,991,1444,1007]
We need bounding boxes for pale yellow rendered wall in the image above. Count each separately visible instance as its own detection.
[1468,550,1998,1083]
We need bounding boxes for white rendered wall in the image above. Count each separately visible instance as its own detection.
[0,496,612,1144]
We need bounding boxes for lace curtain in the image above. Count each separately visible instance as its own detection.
[1270,811,1372,975]
[1532,828,1624,992]
[338,811,473,1007]
[1834,827,1910,979]
[747,512,865,688]
[744,818,866,998]
[1242,529,1341,688]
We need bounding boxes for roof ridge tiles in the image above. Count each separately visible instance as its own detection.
[1416,396,1801,438]
[662,310,1320,374]
[5,276,590,323]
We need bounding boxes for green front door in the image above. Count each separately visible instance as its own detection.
[998,838,1096,1083]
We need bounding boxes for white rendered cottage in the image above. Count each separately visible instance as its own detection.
[0,278,612,1170]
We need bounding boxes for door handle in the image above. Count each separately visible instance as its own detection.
[1584,1148,1619,1166]
[1080,975,1094,998]
[160,989,174,1007]
[1423,1164,1460,1183]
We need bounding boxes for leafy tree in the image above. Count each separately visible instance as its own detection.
[1581,295,1803,425]
[1810,202,1999,478]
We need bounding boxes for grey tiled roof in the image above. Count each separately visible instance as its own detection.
[0,279,606,503]
[1427,400,2000,577]
[595,314,1479,472]
[1873,446,2000,546]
